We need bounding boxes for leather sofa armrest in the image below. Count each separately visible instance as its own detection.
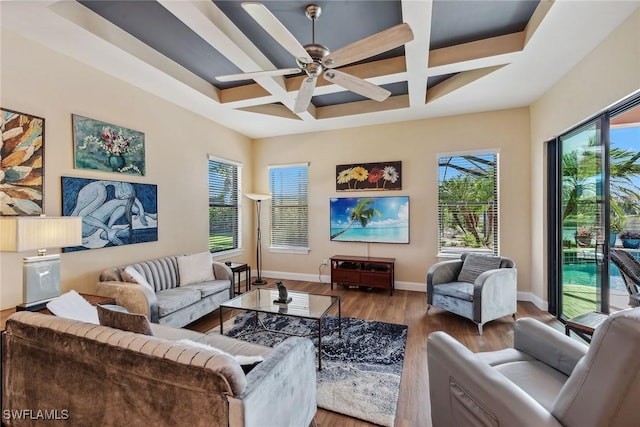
[228,337,316,427]
[95,281,159,323]
[427,331,563,427]
[427,260,463,304]
[513,318,588,376]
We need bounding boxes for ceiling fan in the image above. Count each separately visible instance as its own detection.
[215,2,414,113]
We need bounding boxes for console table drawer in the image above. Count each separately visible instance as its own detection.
[333,269,360,283]
[361,272,389,287]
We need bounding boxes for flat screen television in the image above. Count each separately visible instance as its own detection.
[330,196,409,244]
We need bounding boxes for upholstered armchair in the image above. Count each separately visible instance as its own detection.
[427,308,640,427]
[426,253,517,334]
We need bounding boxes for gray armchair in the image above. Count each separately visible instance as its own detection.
[427,253,517,334]
[427,308,640,427]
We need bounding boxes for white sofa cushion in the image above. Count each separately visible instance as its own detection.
[177,252,215,285]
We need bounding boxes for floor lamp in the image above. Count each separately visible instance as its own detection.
[245,193,271,286]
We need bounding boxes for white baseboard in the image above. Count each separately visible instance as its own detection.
[262,270,549,311]
[517,292,548,311]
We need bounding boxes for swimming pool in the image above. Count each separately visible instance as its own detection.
[563,262,626,292]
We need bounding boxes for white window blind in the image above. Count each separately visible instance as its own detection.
[437,153,498,256]
[208,157,241,254]
[269,164,309,249]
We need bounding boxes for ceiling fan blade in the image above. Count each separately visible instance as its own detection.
[322,23,414,69]
[242,2,312,64]
[323,70,390,102]
[215,68,301,82]
[293,77,317,113]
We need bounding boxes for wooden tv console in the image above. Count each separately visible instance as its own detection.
[330,255,395,296]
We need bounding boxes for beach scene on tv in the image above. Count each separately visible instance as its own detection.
[330,196,409,244]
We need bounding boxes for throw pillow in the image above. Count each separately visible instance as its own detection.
[458,254,503,284]
[121,265,155,292]
[97,305,154,336]
[176,339,263,373]
[46,290,99,324]
[177,252,215,286]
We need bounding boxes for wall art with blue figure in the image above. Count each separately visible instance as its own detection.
[62,176,158,252]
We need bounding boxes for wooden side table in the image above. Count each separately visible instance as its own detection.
[565,311,609,343]
[227,262,251,295]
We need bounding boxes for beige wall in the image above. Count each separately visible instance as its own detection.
[529,9,640,304]
[0,29,253,309]
[254,108,532,292]
[7,8,635,310]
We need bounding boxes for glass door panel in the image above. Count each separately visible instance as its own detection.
[559,119,606,319]
[609,103,640,310]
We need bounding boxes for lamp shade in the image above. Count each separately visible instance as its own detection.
[245,193,272,201]
[0,216,82,252]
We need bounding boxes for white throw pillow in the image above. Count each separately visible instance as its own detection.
[121,266,155,292]
[176,339,264,366]
[177,252,215,286]
[46,290,99,324]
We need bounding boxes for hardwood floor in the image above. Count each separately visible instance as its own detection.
[186,279,558,427]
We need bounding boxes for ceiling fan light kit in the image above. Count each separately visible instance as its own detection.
[216,2,414,113]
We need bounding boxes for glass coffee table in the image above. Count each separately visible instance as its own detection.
[219,288,341,369]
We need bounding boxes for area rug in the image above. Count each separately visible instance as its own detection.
[211,312,408,427]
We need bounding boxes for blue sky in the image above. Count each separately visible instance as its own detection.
[611,126,639,188]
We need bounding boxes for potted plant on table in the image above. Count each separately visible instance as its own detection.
[619,230,640,249]
[575,226,594,247]
[610,201,627,247]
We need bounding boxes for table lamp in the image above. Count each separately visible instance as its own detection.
[245,193,272,286]
[0,216,82,308]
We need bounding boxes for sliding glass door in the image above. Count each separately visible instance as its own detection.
[550,93,640,320]
[558,119,607,319]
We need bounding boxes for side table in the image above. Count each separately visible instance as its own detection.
[227,262,251,295]
[565,311,608,343]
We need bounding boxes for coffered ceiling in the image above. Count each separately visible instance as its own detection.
[1,1,639,138]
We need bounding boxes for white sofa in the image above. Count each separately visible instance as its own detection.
[97,253,234,328]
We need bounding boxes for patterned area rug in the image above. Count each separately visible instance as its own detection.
[214,312,408,427]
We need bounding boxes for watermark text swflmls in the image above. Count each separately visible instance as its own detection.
[3,409,70,421]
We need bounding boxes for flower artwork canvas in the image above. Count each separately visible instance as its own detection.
[72,114,145,175]
[1,108,45,215]
[61,176,158,252]
[336,161,401,191]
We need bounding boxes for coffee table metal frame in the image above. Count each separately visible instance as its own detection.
[219,288,341,369]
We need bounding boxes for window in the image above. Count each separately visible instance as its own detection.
[269,164,309,251]
[438,152,498,256]
[208,157,241,254]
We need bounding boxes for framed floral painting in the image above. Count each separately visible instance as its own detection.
[336,161,402,191]
[1,108,45,215]
[72,114,145,175]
